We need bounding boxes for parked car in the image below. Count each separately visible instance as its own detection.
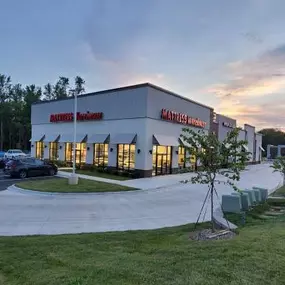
[4,158,58,179]
[4,149,26,160]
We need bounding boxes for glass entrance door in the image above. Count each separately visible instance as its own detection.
[75,150,81,164]
[152,146,172,176]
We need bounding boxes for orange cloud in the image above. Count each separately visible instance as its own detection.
[217,98,285,130]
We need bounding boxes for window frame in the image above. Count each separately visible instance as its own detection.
[117,144,135,171]
[49,142,59,161]
[93,143,109,167]
[35,141,44,159]
[178,146,186,169]
[65,143,86,163]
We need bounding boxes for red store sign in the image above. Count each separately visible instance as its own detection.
[161,109,207,128]
[50,112,103,123]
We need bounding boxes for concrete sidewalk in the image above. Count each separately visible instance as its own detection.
[57,170,130,186]
[58,170,196,190]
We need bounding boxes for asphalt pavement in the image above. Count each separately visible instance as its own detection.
[0,170,57,191]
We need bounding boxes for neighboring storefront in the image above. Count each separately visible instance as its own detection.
[31,83,212,177]
[213,113,263,163]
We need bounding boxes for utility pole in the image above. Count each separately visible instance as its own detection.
[68,90,79,185]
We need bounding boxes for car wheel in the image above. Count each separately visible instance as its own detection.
[19,170,27,179]
[49,169,55,176]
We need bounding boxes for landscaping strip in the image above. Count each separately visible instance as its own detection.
[16,178,138,193]
[64,169,131,181]
[2,213,285,284]
[271,185,285,197]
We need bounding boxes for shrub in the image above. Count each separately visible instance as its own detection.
[122,171,130,177]
[80,164,95,171]
[46,160,69,167]
[96,167,104,173]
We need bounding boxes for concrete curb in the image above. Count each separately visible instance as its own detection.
[213,181,283,230]
[6,183,168,197]
[213,208,238,230]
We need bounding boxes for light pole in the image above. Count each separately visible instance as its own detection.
[68,89,79,185]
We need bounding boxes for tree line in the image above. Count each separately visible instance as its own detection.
[0,72,284,153]
[0,74,85,151]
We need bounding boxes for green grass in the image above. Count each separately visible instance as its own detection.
[2,218,285,285]
[271,185,285,196]
[16,178,137,193]
[64,169,130,181]
[226,203,272,227]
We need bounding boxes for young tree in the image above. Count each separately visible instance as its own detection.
[180,127,249,231]
[271,157,285,186]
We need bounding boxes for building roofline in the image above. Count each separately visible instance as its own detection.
[244,123,255,128]
[32,82,213,110]
[215,113,237,121]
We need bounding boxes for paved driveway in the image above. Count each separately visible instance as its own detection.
[0,170,57,191]
[0,163,282,236]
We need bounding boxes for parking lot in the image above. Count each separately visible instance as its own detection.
[0,170,55,191]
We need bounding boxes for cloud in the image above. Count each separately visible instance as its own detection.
[217,98,285,130]
[208,44,285,98]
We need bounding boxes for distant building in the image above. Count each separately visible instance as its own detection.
[267,145,285,159]
[212,113,264,163]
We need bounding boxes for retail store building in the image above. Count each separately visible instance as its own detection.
[213,113,264,163]
[31,83,213,177]
[31,83,263,177]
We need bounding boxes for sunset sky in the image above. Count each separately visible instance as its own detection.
[1,0,285,130]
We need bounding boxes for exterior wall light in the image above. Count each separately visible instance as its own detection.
[149,150,152,154]
[44,145,47,148]
[110,148,113,152]
[175,150,179,154]
[59,145,62,149]
[87,147,90,151]
[31,144,34,148]
[137,149,141,154]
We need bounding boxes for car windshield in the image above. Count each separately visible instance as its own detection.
[14,150,23,153]
[20,158,35,164]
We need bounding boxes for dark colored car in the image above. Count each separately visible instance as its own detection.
[4,158,58,179]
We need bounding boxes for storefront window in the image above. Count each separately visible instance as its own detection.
[35,141,44,159]
[190,154,196,170]
[178,146,185,169]
[152,145,172,176]
[49,142,58,161]
[65,143,86,164]
[94,144,108,167]
[117,144,135,171]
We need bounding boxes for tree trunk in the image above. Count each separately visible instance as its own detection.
[283,173,285,186]
[211,182,214,232]
[0,119,3,150]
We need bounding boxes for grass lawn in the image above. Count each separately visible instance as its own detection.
[16,178,137,193]
[63,169,130,181]
[2,202,285,284]
[271,185,285,196]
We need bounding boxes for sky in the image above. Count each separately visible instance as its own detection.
[1,0,285,131]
